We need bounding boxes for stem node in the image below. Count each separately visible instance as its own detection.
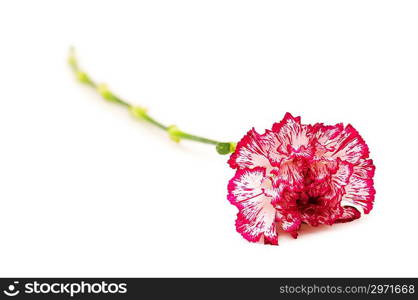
[130,106,148,119]
[168,125,182,143]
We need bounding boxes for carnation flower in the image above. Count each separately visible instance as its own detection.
[227,113,375,245]
[70,51,377,246]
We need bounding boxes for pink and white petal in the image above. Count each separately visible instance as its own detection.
[308,160,337,183]
[228,128,273,170]
[340,158,375,213]
[330,125,370,164]
[236,201,278,245]
[300,204,344,226]
[341,174,375,214]
[279,211,302,233]
[271,159,305,190]
[270,113,315,160]
[335,206,361,223]
[353,158,375,179]
[312,123,344,158]
[270,184,298,208]
[228,167,266,206]
[318,160,353,208]
[228,168,278,244]
[259,129,284,165]
[331,160,353,189]
[313,123,344,146]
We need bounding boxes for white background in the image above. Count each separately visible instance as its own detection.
[1,0,417,277]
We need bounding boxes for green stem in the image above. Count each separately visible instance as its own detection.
[177,132,218,145]
[141,114,168,131]
[68,48,236,155]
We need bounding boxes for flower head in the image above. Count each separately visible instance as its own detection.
[227,113,375,245]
